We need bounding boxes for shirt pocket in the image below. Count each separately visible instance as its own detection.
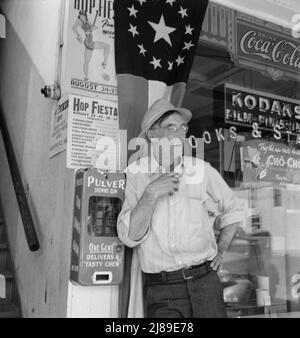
[187,197,205,224]
[181,196,210,253]
[182,182,207,223]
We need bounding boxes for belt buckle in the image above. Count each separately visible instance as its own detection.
[182,266,194,280]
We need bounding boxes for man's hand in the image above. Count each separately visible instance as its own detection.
[210,253,223,271]
[128,173,180,243]
[211,222,239,272]
[146,173,180,200]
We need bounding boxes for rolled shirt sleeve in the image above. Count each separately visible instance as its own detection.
[205,163,246,229]
[117,171,150,248]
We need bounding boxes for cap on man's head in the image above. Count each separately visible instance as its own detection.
[139,98,192,138]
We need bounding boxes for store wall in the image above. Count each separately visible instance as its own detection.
[0,0,69,317]
[0,0,118,317]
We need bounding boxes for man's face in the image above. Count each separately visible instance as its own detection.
[150,112,188,170]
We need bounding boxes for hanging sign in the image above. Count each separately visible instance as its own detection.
[62,0,117,100]
[241,139,300,184]
[66,94,119,170]
[224,83,300,137]
[229,12,300,81]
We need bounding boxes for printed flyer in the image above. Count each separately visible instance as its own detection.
[66,94,119,170]
[62,0,117,100]
[49,99,68,158]
[241,139,300,184]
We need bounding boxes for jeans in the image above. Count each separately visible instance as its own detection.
[143,269,227,318]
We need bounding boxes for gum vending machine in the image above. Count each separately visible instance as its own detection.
[70,168,126,285]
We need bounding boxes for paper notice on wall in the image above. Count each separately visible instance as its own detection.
[66,95,119,170]
[49,99,68,159]
[62,0,117,101]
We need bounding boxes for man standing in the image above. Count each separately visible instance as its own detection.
[117,98,244,318]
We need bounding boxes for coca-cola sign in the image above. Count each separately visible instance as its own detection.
[236,18,300,76]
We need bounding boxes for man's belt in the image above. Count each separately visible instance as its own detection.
[143,261,212,284]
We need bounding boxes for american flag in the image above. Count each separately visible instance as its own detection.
[114,0,209,145]
[114,0,209,318]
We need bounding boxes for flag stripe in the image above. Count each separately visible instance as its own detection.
[170,82,186,107]
[148,81,186,110]
[117,74,149,139]
[148,80,172,108]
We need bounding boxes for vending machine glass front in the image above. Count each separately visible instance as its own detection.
[87,196,122,237]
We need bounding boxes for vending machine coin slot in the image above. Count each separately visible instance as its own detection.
[92,271,113,284]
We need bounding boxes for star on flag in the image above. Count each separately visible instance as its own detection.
[185,24,194,35]
[178,6,188,18]
[128,23,139,37]
[175,55,185,66]
[150,56,162,69]
[136,0,147,6]
[166,0,176,6]
[138,44,147,56]
[183,40,195,51]
[148,15,176,46]
[128,5,138,17]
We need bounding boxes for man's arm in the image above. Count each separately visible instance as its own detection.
[205,163,245,271]
[129,173,181,241]
[128,189,157,242]
[210,222,239,271]
[117,172,180,247]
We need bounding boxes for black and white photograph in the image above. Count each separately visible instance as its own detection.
[0,0,300,324]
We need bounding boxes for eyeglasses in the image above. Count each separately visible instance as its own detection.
[152,124,189,136]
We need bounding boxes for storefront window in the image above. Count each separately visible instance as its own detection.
[183,42,300,317]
